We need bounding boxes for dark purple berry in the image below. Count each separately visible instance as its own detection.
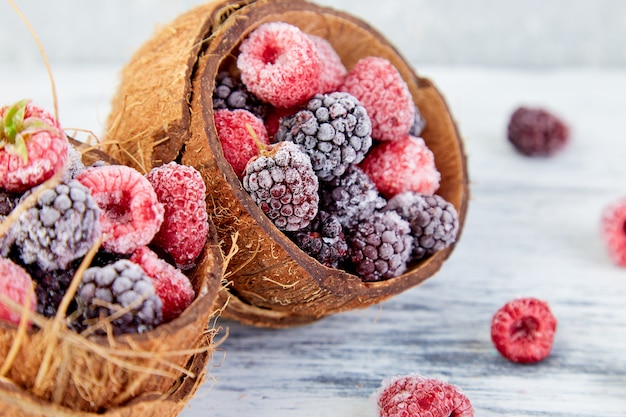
[290,211,348,268]
[242,141,319,231]
[275,92,372,182]
[384,192,459,260]
[347,211,412,282]
[507,107,569,156]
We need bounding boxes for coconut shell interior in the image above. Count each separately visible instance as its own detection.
[104,0,469,328]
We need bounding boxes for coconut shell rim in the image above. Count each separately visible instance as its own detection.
[198,0,470,297]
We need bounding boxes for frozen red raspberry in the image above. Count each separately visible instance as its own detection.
[507,107,570,156]
[214,109,269,178]
[77,165,164,254]
[601,197,626,266]
[130,246,195,322]
[147,161,208,269]
[491,297,557,364]
[340,56,415,141]
[307,34,347,94]
[264,105,299,139]
[0,258,36,325]
[360,135,440,199]
[376,374,474,417]
[0,99,69,192]
[237,22,321,108]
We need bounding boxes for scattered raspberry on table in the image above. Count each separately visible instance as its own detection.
[375,374,474,417]
[600,197,626,267]
[491,297,557,363]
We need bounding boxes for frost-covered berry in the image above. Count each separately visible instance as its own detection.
[0,258,36,325]
[307,34,347,94]
[214,109,270,179]
[491,297,557,364]
[61,142,86,182]
[242,141,319,231]
[507,107,570,156]
[319,165,386,229]
[213,71,268,119]
[12,180,101,272]
[340,56,415,141]
[237,22,321,107]
[276,92,372,182]
[77,259,163,335]
[131,246,195,322]
[29,266,76,318]
[347,211,412,282]
[77,165,164,254]
[384,191,459,260]
[0,99,69,192]
[147,162,208,269]
[360,135,440,199]
[290,211,348,268]
[376,374,474,417]
[0,190,20,216]
[408,105,426,137]
[601,197,626,266]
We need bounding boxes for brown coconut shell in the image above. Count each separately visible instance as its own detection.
[0,142,224,412]
[0,342,211,417]
[105,0,469,328]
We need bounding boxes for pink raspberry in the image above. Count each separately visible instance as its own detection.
[130,246,195,322]
[601,197,626,266]
[360,135,440,199]
[0,99,69,192]
[0,258,36,325]
[237,22,321,108]
[307,34,347,94]
[491,297,557,364]
[214,109,269,178]
[76,165,164,254]
[376,374,474,417]
[340,56,415,141]
[507,107,570,157]
[147,162,208,269]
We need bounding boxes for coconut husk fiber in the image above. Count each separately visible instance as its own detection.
[0,142,225,413]
[104,0,470,328]
[0,340,213,417]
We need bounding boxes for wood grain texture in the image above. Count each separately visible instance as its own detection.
[1,65,625,416]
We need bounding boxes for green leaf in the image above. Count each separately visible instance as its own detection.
[13,134,28,163]
[2,99,29,142]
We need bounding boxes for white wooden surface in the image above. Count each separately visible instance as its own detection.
[1,64,626,416]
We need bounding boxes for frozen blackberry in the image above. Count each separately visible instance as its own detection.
[213,71,268,119]
[290,211,348,268]
[408,105,427,137]
[384,191,459,260]
[77,259,163,335]
[242,141,319,231]
[319,165,386,229]
[507,107,569,156]
[29,265,77,318]
[275,92,372,182]
[347,211,412,282]
[13,180,101,271]
[0,190,20,216]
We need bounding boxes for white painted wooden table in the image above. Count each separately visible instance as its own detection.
[2,64,626,417]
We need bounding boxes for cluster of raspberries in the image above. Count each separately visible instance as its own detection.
[0,100,207,334]
[213,21,458,282]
